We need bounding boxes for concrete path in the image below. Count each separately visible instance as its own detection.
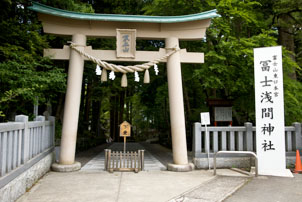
[224,174,302,202]
[17,170,250,202]
[170,176,248,202]
[16,142,302,202]
[16,170,214,202]
[17,143,251,202]
[75,143,112,167]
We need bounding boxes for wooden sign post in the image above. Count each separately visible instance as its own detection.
[200,112,210,169]
[120,121,131,153]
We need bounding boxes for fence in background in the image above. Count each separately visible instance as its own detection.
[0,115,55,188]
[193,122,302,158]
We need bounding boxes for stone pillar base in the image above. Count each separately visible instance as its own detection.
[51,161,81,172]
[167,163,195,172]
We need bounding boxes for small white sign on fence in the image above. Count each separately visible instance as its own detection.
[254,46,292,177]
[200,112,210,125]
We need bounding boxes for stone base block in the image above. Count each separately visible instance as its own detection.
[51,161,81,172]
[259,169,293,177]
[167,163,195,172]
[193,157,254,169]
[194,156,300,170]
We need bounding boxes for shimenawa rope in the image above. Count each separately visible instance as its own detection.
[68,42,180,87]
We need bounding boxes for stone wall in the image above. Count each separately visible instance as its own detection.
[0,153,54,202]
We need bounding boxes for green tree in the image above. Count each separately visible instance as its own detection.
[143,0,302,127]
[0,0,67,121]
[3,0,302,150]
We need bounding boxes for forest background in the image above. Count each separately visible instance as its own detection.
[1,0,302,151]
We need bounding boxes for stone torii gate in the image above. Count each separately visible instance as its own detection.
[29,2,219,172]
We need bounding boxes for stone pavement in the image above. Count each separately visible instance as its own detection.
[224,174,302,202]
[17,169,250,202]
[81,143,166,171]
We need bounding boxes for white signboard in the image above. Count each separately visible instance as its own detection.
[200,112,210,125]
[214,107,232,121]
[254,46,292,177]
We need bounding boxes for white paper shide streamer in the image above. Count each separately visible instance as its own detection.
[95,64,102,75]
[154,64,159,75]
[134,71,140,82]
[109,70,116,80]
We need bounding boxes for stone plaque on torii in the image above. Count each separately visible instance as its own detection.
[29,2,219,172]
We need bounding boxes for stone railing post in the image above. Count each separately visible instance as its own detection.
[0,126,8,176]
[245,122,253,151]
[15,115,29,163]
[193,123,202,157]
[293,122,302,150]
[48,116,55,148]
[36,116,45,153]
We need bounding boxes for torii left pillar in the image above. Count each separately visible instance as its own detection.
[52,34,86,172]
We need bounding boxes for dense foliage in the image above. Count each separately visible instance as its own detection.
[0,0,66,120]
[1,0,302,150]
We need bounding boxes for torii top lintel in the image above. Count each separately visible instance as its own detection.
[29,2,219,40]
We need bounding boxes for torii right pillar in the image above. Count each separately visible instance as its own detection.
[166,37,194,171]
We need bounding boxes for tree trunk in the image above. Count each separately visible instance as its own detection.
[110,95,116,141]
[130,99,133,125]
[278,14,296,79]
[114,95,119,141]
[183,83,192,118]
[55,93,65,123]
[126,89,130,122]
[234,19,242,39]
[119,89,125,125]
[84,79,92,124]
[91,100,101,136]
